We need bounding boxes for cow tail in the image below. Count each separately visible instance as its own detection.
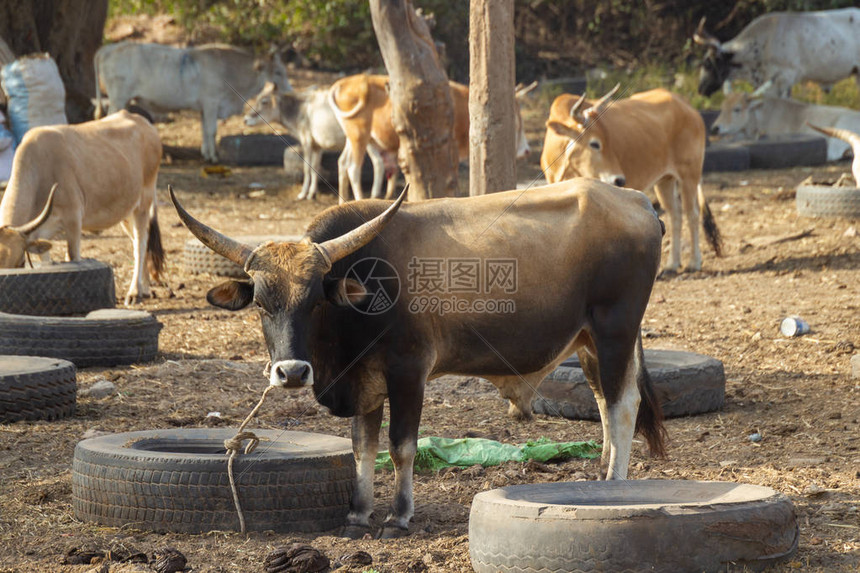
[146,203,165,283]
[329,81,367,119]
[635,333,667,458]
[698,184,723,257]
[93,49,104,119]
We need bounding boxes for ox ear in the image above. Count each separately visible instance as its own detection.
[207,279,254,311]
[324,278,369,307]
[26,239,52,255]
[546,120,581,139]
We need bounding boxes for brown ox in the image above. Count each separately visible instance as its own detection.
[540,86,721,273]
[170,177,666,538]
[329,74,535,203]
[0,110,164,304]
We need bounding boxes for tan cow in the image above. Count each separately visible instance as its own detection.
[541,86,721,273]
[0,110,164,305]
[329,74,535,203]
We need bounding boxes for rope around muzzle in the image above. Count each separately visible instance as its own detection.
[225,384,276,533]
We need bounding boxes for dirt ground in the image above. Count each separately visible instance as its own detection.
[0,70,859,573]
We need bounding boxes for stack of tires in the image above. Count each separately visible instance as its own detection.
[0,260,162,423]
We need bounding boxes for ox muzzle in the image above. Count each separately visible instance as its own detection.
[268,359,314,387]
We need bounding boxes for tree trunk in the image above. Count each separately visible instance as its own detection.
[0,0,108,123]
[369,0,459,201]
[469,0,516,196]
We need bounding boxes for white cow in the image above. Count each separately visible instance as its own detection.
[94,42,291,162]
[694,9,860,97]
[244,83,353,201]
[711,91,860,161]
[0,110,164,305]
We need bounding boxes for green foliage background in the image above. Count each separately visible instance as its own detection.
[107,0,860,109]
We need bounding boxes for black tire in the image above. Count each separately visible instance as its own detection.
[533,349,725,420]
[469,480,798,573]
[0,309,162,368]
[0,355,76,423]
[746,134,827,169]
[183,235,303,277]
[72,428,355,534]
[796,184,860,218]
[0,259,116,316]
[703,142,750,173]
[218,134,298,166]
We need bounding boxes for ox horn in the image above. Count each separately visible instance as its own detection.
[590,83,620,116]
[693,17,721,50]
[807,123,860,148]
[11,184,57,235]
[168,185,254,267]
[317,185,408,266]
[569,94,588,124]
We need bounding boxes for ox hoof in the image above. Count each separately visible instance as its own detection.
[378,524,409,539]
[657,268,679,280]
[340,524,373,540]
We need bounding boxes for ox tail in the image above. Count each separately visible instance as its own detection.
[146,205,166,283]
[634,334,667,458]
[329,81,367,120]
[807,123,860,154]
[93,49,105,120]
[698,184,723,257]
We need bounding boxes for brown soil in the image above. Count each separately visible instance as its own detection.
[0,71,859,573]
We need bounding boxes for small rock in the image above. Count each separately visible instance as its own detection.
[719,460,738,467]
[844,226,857,238]
[79,379,116,399]
[152,546,187,573]
[750,331,762,341]
[82,428,109,440]
[803,483,827,497]
[748,432,762,443]
[206,411,221,418]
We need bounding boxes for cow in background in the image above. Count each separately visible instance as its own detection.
[94,42,291,162]
[711,90,860,161]
[329,74,536,203]
[694,9,860,97]
[541,85,721,273]
[0,110,164,305]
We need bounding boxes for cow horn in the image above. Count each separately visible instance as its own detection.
[569,94,588,124]
[168,185,254,267]
[750,80,773,98]
[591,83,620,115]
[11,183,57,235]
[317,185,408,265]
[515,81,538,99]
[693,17,721,50]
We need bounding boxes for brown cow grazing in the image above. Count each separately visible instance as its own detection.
[0,110,164,305]
[541,85,721,273]
[170,176,666,539]
[329,74,535,203]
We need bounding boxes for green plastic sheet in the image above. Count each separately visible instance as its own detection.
[375,436,601,472]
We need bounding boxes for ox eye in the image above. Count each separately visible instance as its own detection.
[254,299,272,318]
[588,140,601,150]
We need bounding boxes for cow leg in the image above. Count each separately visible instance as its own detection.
[337,143,353,204]
[200,108,218,163]
[578,326,641,480]
[380,376,425,538]
[64,216,83,262]
[122,210,152,305]
[654,178,682,274]
[346,141,367,202]
[366,145,386,199]
[343,404,384,538]
[303,146,324,200]
[681,180,702,272]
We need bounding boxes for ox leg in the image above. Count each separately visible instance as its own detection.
[579,327,641,480]
[200,108,218,163]
[337,143,353,204]
[366,146,386,199]
[380,377,425,538]
[344,404,384,538]
[654,179,682,274]
[682,181,702,272]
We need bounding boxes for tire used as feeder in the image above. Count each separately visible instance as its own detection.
[746,134,827,169]
[0,309,162,368]
[796,184,860,218]
[72,428,355,534]
[533,349,725,420]
[0,259,116,316]
[0,355,76,423]
[184,235,303,277]
[469,480,798,573]
[702,142,751,173]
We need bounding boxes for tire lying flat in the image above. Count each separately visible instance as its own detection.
[0,355,76,423]
[184,235,303,277]
[72,428,355,534]
[533,349,725,420]
[796,184,860,218]
[0,309,162,368]
[703,142,750,173]
[469,480,798,573]
[0,259,115,316]
[745,134,827,169]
